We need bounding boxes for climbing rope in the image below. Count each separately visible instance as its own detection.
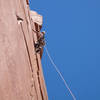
[44,46,76,100]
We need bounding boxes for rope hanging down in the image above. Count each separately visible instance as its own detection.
[44,46,76,100]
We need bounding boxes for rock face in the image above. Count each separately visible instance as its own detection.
[0,0,48,100]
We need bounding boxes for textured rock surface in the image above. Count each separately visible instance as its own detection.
[0,0,48,100]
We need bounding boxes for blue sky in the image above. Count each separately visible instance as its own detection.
[29,0,100,100]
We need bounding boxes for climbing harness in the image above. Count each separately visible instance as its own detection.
[44,46,76,100]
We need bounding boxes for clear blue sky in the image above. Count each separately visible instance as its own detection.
[29,0,100,100]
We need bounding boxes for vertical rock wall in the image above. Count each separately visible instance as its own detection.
[0,0,48,100]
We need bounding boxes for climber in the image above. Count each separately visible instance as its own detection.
[35,31,45,53]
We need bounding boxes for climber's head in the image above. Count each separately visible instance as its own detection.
[42,31,45,35]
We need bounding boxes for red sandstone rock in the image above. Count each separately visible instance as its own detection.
[0,0,48,100]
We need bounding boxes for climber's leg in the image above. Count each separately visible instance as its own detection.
[34,41,40,48]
